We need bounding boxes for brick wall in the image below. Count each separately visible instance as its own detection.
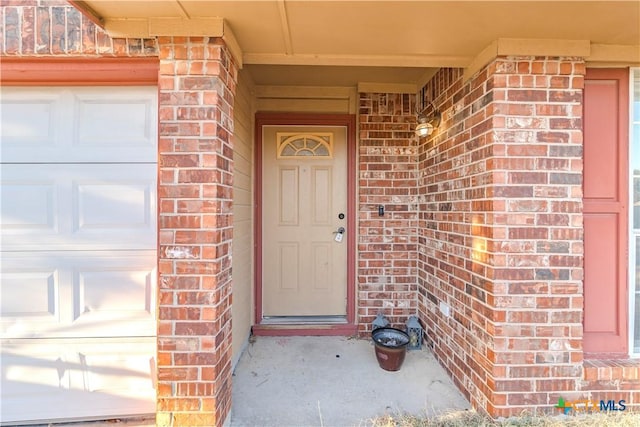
[156,36,237,427]
[417,59,590,417]
[417,67,485,407]
[358,93,419,333]
[582,360,640,409]
[0,0,156,56]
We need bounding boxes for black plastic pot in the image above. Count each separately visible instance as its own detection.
[371,327,409,371]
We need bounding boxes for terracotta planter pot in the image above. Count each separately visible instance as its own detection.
[371,327,409,371]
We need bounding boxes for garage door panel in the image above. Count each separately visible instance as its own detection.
[72,167,156,247]
[1,164,157,251]
[76,182,152,232]
[73,266,154,330]
[77,347,155,393]
[0,338,155,424]
[1,84,158,424]
[1,251,156,339]
[1,182,58,232]
[75,93,155,149]
[0,270,59,321]
[0,92,62,149]
[1,343,73,396]
[1,87,157,163]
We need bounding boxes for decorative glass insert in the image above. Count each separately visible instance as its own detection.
[277,133,333,159]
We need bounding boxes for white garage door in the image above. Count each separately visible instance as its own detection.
[0,86,157,424]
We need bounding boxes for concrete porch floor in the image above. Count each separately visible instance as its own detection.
[231,336,470,426]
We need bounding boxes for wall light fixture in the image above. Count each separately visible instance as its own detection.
[415,104,441,137]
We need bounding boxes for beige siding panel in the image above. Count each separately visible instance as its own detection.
[256,98,350,114]
[231,70,255,366]
[255,86,357,113]
[255,86,354,99]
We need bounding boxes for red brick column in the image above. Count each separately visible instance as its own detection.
[418,58,585,417]
[358,93,419,334]
[488,57,585,416]
[156,36,236,427]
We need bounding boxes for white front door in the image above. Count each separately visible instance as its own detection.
[0,86,157,424]
[262,125,348,318]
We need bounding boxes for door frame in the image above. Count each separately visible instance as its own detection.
[253,112,357,335]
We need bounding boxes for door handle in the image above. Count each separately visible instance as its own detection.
[333,227,345,234]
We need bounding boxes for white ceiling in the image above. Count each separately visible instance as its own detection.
[72,1,640,87]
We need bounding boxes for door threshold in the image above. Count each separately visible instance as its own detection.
[261,315,347,325]
[252,319,357,337]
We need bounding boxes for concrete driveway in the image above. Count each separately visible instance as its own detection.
[231,336,470,427]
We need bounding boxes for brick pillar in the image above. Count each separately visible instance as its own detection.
[417,58,585,417]
[156,36,237,427]
[358,93,419,334]
[488,57,585,416]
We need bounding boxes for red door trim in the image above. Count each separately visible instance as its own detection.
[0,57,159,86]
[253,112,357,336]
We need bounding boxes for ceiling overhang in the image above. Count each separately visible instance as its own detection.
[69,1,640,87]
